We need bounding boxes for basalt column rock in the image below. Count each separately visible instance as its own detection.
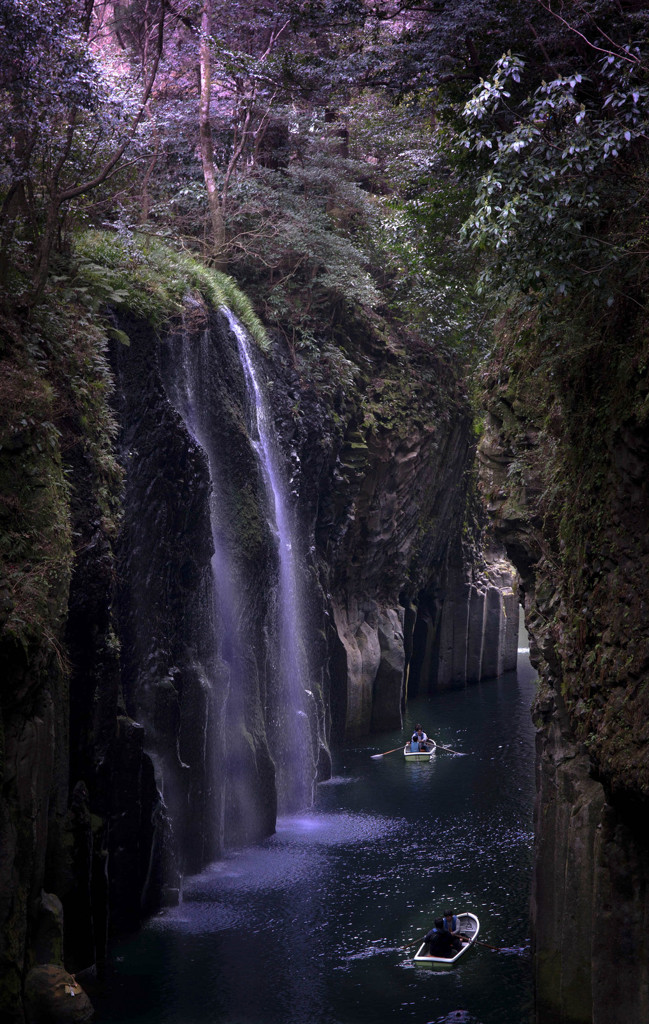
[328,599,406,736]
[111,307,279,866]
[280,324,479,737]
[323,419,470,736]
[111,312,220,871]
[255,322,515,739]
[408,544,519,694]
[480,325,649,1024]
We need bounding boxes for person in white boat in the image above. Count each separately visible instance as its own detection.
[423,919,458,957]
[443,909,467,944]
[411,724,428,751]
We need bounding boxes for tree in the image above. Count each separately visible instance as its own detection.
[0,0,166,304]
[457,4,649,305]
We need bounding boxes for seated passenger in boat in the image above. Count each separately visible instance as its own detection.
[423,919,457,958]
[443,909,464,944]
[411,724,428,750]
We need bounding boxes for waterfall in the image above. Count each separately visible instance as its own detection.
[163,319,277,857]
[160,302,318,862]
[223,307,315,812]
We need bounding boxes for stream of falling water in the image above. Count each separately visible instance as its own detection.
[224,308,315,811]
[165,325,245,851]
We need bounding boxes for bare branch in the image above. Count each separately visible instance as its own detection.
[536,0,641,68]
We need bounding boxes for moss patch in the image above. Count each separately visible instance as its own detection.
[72,232,269,351]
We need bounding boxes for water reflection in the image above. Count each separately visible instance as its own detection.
[93,652,536,1024]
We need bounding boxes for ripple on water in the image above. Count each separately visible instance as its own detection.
[428,1013,484,1024]
[172,810,408,926]
[181,845,328,902]
[147,902,242,933]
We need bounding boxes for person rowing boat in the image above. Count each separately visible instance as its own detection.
[410,724,428,752]
[422,919,461,958]
[413,912,480,965]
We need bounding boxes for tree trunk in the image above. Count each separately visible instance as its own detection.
[31,200,62,304]
[198,2,227,268]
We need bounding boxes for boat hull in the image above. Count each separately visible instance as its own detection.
[403,740,436,761]
[413,912,480,965]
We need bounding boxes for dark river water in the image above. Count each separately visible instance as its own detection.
[92,644,537,1024]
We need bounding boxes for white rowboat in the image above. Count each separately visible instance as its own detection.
[403,739,436,761]
[413,912,480,965]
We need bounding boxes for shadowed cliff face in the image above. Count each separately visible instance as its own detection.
[284,332,517,738]
[111,304,327,864]
[257,323,483,738]
[479,322,649,1024]
[0,305,175,1023]
[1,294,515,1023]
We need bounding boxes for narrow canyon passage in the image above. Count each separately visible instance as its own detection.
[89,640,536,1024]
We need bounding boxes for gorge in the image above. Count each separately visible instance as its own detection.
[1,272,519,1022]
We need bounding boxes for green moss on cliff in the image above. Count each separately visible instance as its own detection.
[73,232,269,351]
[232,482,266,560]
[1,231,272,681]
[1,316,73,676]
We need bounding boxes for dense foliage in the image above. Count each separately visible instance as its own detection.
[1,0,648,350]
[460,31,649,307]
[0,0,485,352]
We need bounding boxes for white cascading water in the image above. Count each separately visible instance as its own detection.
[223,307,314,811]
[165,323,244,852]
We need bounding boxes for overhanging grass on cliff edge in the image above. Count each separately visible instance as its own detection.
[74,231,270,352]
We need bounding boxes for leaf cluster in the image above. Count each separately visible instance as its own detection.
[456,11,649,309]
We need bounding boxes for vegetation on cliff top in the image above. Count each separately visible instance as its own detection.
[0,0,492,360]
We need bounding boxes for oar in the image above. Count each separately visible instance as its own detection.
[399,934,428,952]
[432,740,466,756]
[370,745,403,760]
[474,939,504,951]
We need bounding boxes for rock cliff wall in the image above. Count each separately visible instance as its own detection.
[0,303,167,1023]
[479,314,649,1024]
[280,322,519,739]
[1,286,517,1022]
[112,308,283,864]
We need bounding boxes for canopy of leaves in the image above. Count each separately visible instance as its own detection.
[11,0,639,354]
[456,4,649,310]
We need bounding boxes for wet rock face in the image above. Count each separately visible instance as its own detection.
[480,328,649,1024]
[111,309,281,862]
[265,327,520,740]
